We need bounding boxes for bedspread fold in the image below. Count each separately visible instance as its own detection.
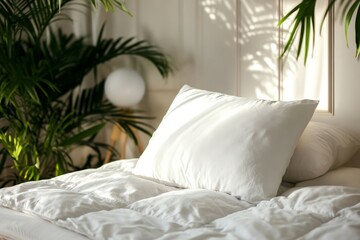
[0,159,359,240]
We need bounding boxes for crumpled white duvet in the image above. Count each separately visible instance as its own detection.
[0,159,360,240]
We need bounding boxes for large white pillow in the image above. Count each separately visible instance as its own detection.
[283,121,360,183]
[134,85,318,203]
[296,167,360,189]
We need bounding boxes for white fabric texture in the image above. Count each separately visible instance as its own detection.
[296,167,360,188]
[284,121,360,182]
[0,207,88,240]
[134,85,318,202]
[0,159,359,240]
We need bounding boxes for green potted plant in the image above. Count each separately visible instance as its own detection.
[0,0,172,187]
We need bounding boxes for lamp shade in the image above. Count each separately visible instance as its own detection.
[104,68,145,107]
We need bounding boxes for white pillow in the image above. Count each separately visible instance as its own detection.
[283,121,360,183]
[134,85,318,203]
[296,167,360,188]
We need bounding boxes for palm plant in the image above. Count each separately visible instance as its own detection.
[0,0,172,187]
[279,0,360,63]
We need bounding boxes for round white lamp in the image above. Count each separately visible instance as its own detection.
[104,68,146,163]
[104,68,145,107]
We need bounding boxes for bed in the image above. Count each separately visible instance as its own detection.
[1,85,360,240]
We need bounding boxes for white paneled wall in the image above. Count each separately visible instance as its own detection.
[98,0,239,130]
[84,0,360,157]
[238,0,279,100]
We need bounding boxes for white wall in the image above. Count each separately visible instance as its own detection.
[90,0,360,157]
[95,0,240,157]
[314,16,360,134]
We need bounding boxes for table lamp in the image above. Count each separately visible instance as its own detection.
[104,68,145,163]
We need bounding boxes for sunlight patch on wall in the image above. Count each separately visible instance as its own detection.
[281,0,333,113]
[201,0,236,27]
[199,0,280,100]
[198,0,333,113]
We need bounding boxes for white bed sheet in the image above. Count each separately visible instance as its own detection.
[0,159,359,240]
[0,207,88,240]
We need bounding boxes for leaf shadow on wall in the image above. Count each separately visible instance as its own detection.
[238,0,282,100]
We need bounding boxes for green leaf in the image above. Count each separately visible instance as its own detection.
[278,4,300,26]
[345,0,360,47]
[55,157,66,176]
[0,151,8,175]
[355,4,360,56]
[80,0,133,16]
[114,1,133,17]
[296,21,305,60]
[320,0,336,34]
[60,123,105,146]
[278,0,316,64]
[304,16,311,64]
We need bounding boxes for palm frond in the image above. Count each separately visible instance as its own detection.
[280,0,360,62]
[35,26,172,101]
[279,0,316,64]
[0,0,73,44]
[0,42,58,104]
[341,0,360,56]
[64,79,154,139]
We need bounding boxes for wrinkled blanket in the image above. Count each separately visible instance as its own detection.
[0,159,359,240]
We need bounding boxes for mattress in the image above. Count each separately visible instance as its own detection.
[0,159,360,240]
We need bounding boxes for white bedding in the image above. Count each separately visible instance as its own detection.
[0,159,360,240]
[0,207,88,240]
